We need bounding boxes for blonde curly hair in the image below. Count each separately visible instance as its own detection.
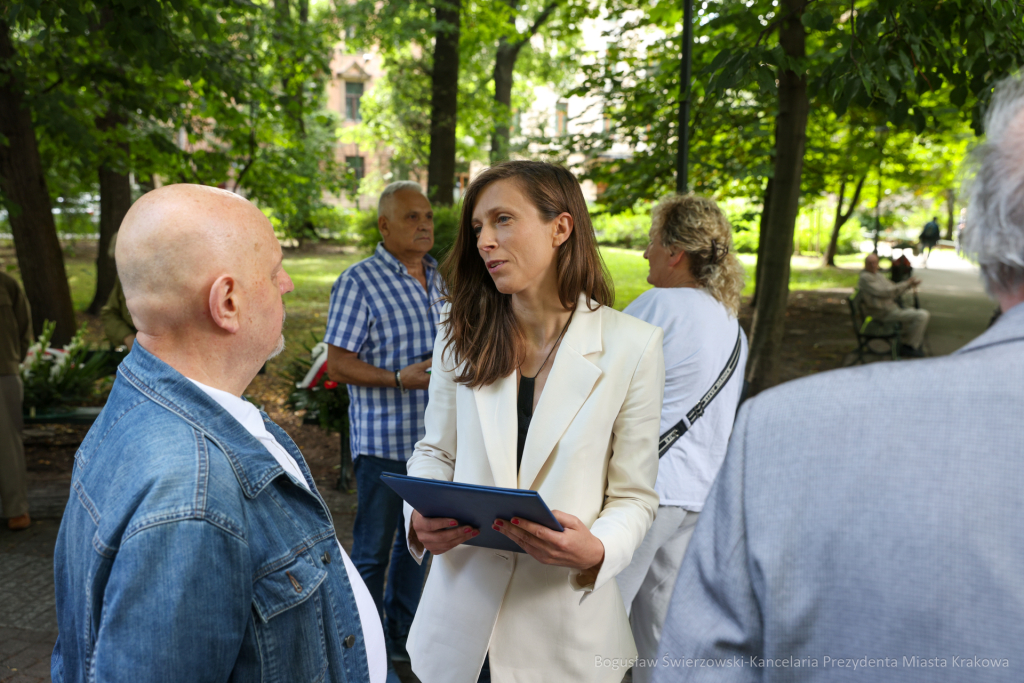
[651,194,745,316]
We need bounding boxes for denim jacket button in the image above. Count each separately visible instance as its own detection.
[343,634,356,648]
[321,551,331,564]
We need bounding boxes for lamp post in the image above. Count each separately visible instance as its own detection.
[872,124,889,254]
[676,0,693,194]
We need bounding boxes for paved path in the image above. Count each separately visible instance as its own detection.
[1,521,60,682]
[909,249,995,356]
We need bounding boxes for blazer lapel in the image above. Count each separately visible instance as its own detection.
[473,374,519,489]
[518,299,604,490]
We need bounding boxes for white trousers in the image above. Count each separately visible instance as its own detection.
[616,506,700,683]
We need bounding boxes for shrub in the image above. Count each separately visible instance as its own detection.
[592,208,651,248]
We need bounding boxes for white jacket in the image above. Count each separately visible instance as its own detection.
[404,297,664,683]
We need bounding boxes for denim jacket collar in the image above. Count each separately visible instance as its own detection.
[117,342,295,499]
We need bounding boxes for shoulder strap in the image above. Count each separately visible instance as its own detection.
[658,324,743,459]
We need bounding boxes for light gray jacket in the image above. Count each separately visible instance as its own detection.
[654,302,1024,682]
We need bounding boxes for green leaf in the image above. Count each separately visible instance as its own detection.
[898,51,915,80]
[708,48,733,74]
[950,85,968,108]
[756,66,777,95]
[834,77,860,117]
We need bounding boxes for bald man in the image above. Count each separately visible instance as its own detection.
[51,185,382,683]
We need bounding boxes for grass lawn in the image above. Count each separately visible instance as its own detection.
[9,243,863,385]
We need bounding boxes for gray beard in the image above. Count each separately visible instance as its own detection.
[266,334,285,360]
[266,308,286,360]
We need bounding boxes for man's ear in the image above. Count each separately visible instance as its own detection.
[552,212,574,247]
[378,214,389,238]
[209,275,241,334]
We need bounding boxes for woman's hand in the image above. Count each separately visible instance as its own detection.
[410,510,479,555]
[492,511,605,573]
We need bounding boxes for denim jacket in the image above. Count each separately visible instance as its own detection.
[52,344,370,683]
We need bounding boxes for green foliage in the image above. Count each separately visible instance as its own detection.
[7,0,348,243]
[558,0,1023,215]
[592,205,651,248]
[354,210,383,251]
[285,336,350,437]
[430,204,462,261]
[20,321,111,414]
[339,0,591,175]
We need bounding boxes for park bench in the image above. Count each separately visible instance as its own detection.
[847,290,902,364]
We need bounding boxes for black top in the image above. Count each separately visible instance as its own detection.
[516,376,535,471]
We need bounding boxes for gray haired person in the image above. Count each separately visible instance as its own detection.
[653,75,1024,682]
[324,180,440,666]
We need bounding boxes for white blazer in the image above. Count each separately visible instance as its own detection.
[403,296,665,683]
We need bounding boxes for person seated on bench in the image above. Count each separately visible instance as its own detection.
[858,252,929,357]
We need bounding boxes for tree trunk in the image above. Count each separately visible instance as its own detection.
[0,21,77,346]
[944,188,955,241]
[823,174,865,267]
[745,0,809,396]
[676,0,693,193]
[489,0,558,165]
[490,38,518,164]
[88,160,132,314]
[427,0,461,206]
[751,175,773,308]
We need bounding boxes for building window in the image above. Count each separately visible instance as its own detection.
[555,101,568,136]
[346,156,365,181]
[345,82,364,121]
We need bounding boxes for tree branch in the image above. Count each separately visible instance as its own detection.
[512,0,561,51]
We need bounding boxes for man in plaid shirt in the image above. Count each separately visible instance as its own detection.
[325,181,442,666]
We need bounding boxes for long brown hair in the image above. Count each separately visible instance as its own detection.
[441,160,612,388]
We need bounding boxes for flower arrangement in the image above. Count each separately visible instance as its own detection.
[20,321,112,416]
[286,336,350,439]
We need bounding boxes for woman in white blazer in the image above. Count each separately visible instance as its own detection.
[403,161,664,683]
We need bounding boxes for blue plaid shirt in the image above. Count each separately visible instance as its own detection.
[324,243,443,461]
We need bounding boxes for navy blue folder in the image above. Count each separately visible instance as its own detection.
[380,473,564,554]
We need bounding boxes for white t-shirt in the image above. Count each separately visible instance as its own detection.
[623,288,748,510]
[188,379,387,683]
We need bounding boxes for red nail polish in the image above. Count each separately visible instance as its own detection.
[463,527,472,534]
[492,525,499,531]
[473,530,480,537]
[449,520,458,527]
[512,518,520,525]
[494,520,503,527]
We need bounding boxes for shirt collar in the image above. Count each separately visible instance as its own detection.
[186,378,267,437]
[373,242,438,276]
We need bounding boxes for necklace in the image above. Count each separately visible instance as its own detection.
[521,309,574,380]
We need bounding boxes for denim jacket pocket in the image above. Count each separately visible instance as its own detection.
[252,553,330,683]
